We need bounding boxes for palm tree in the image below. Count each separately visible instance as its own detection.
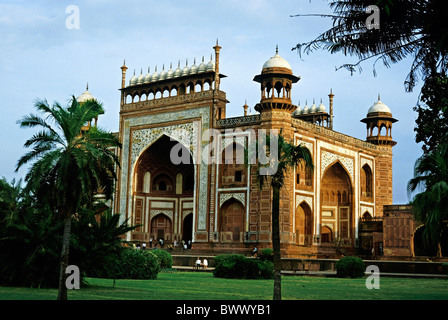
[16,96,121,300]
[408,141,448,255]
[247,131,313,300]
[293,0,448,92]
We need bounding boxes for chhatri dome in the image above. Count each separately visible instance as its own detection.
[262,46,292,71]
[76,83,96,103]
[368,95,392,114]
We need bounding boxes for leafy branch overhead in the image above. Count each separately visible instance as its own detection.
[292,0,448,92]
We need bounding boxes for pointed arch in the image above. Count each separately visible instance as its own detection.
[219,199,245,243]
[295,201,313,245]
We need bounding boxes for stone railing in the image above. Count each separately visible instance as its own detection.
[216,114,261,128]
[291,118,391,153]
[121,90,216,113]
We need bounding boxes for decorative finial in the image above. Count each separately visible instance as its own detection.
[276,44,278,54]
[86,82,88,91]
[378,93,381,101]
[123,59,126,66]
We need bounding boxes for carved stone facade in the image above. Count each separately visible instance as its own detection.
[112,43,397,258]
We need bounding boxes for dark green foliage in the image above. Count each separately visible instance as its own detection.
[70,208,137,279]
[0,177,136,287]
[335,256,366,278]
[408,142,448,249]
[213,254,273,279]
[151,249,173,269]
[258,248,274,262]
[414,73,448,155]
[110,248,160,280]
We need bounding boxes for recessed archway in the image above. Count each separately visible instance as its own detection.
[295,201,313,245]
[219,199,245,242]
[321,161,353,243]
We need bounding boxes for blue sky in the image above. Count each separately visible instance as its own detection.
[0,0,423,204]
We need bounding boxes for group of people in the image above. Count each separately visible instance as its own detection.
[131,238,193,251]
[133,237,165,250]
[195,257,208,269]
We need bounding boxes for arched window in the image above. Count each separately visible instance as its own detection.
[153,173,173,193]
[361,164,373,199]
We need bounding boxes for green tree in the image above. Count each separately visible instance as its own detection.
[70,207,136,280]
[408,141,448,254]
[293,0,448,92]
[414,73,448,154]
[15,96,121,300]
[247,131,313,300]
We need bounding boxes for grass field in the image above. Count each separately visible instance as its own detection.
[0,272,447,300]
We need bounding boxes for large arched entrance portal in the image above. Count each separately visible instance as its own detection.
[321,161,353,244]
[131,134,195,243]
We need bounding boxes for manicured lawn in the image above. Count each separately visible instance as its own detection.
[0,272,447,300]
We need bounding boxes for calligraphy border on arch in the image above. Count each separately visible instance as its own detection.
[219,193,246,208]
[119,106,210,230]
[320,150,354,181]
[295,194,313,210]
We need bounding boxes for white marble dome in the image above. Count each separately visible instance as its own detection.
[166,64,174,79]
[129,71,137,86]
[158,65,167,81]
[77,85,95,103]
[262,48,292,71]
[368,97,391,114]
[198,57,207,73]
[318,102,326,113]
[144,68,152,83]
[174,62,182,78]
[150,67,159,82]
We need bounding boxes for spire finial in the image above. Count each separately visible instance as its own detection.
[378,93,381,101]
[123,59,126,66]
[276,44,278,54]
[86,82,88,91]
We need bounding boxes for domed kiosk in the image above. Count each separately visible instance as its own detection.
[361,95,398,146]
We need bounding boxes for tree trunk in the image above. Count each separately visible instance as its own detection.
[272,185,281,300]
[57,212,72,300]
